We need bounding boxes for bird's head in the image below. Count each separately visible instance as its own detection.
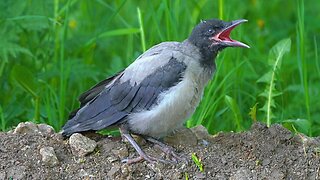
[188,19,249,60]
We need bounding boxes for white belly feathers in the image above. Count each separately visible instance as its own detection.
[127,61,212,138]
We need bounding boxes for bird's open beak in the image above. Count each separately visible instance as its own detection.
[212,19,250,48]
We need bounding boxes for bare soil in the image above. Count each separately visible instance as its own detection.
[1,122,320,179]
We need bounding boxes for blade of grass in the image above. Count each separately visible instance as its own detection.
[7,15,58,25]
[191,153,204,172]
[0,58,6,78]
[164,0,171,40]
[191,0,208,24]
[258,38,291,127]
[58,0,72,126]
[95,0,130,27]
[43,82,60,130]
[225,95,244,131]
[137,7,146,51]
[85,28,140,46]
[218,0,224,19]
[297,0,311,135]
[314,36,320,78]
[0,105,5,131]
[11,65,40,122]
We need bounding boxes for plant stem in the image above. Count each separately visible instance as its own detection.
[137,7,146,52]
[34,96,40,123]
[219,0,224,19]
[297,0,311,134]
[0,105,5,131]
[58,0,71,125]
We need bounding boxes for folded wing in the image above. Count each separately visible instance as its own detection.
[62,44,187,136]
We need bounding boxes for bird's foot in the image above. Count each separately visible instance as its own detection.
[146,137,188,164]
[121,153,174,164]
[120,127,175,164]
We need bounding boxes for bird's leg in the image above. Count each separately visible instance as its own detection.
[119,126,173,164]
[144,136,188,163]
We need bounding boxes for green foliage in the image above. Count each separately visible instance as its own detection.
[11,65,41,122]
[191,153,204,172]
[225,95,244,131]
[257,38,291,127]
[0,0,320,137]
[282,119,311,135]
[0,105,5,131]
[249,103,258,122]
[185,172,189,180]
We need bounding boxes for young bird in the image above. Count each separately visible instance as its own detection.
[62,19,249,164]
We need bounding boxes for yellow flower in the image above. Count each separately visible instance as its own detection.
[68,19,77,29]
[257,19,265,29]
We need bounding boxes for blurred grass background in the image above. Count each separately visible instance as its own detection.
[0,0,319,136]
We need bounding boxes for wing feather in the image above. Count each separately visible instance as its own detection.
[62,46,187,137]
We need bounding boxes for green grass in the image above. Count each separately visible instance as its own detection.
[0,0,320,136]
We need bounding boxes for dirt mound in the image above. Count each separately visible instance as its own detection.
[1,122,320,179]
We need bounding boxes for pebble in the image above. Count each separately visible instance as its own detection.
[13,122,55,136]
[37,124,55,135]
[0,172,6,180]
[39,146,59,167]
[6,165,26,180]
[107,156,118,163]
[111,147,128,159]
[13,122,39,134]
[194,172,206,179]
[69,133,97,156]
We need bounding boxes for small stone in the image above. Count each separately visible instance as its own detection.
[121,164,129,177]
[0,171,6,180]
[107,156,118,163]
[194,172,206,179]
[14,122,39,134]
[39,146,59,167]
[78,169,89,177]
[37,124,55,135]
[69,133,97,156]
[13,122,55,136]
[111,147,129,159]
[6,165,26,180]
[107,164,120,178]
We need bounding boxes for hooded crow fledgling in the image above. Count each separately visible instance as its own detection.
[62,19,249,164]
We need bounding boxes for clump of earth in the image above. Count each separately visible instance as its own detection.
[0,122,320,179]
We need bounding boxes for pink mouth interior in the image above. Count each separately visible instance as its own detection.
[218,26,236,42]
[210,20,249,48]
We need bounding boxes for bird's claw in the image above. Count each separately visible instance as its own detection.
[154,144,188,164]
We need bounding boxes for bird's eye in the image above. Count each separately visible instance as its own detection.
[208,29,213,33]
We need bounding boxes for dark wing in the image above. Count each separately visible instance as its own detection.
[78,70,124,106]
[62,57,187,136]
[68,70,124,119]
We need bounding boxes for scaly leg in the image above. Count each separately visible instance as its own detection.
[120,126,173,164]
[145,136,188,163]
